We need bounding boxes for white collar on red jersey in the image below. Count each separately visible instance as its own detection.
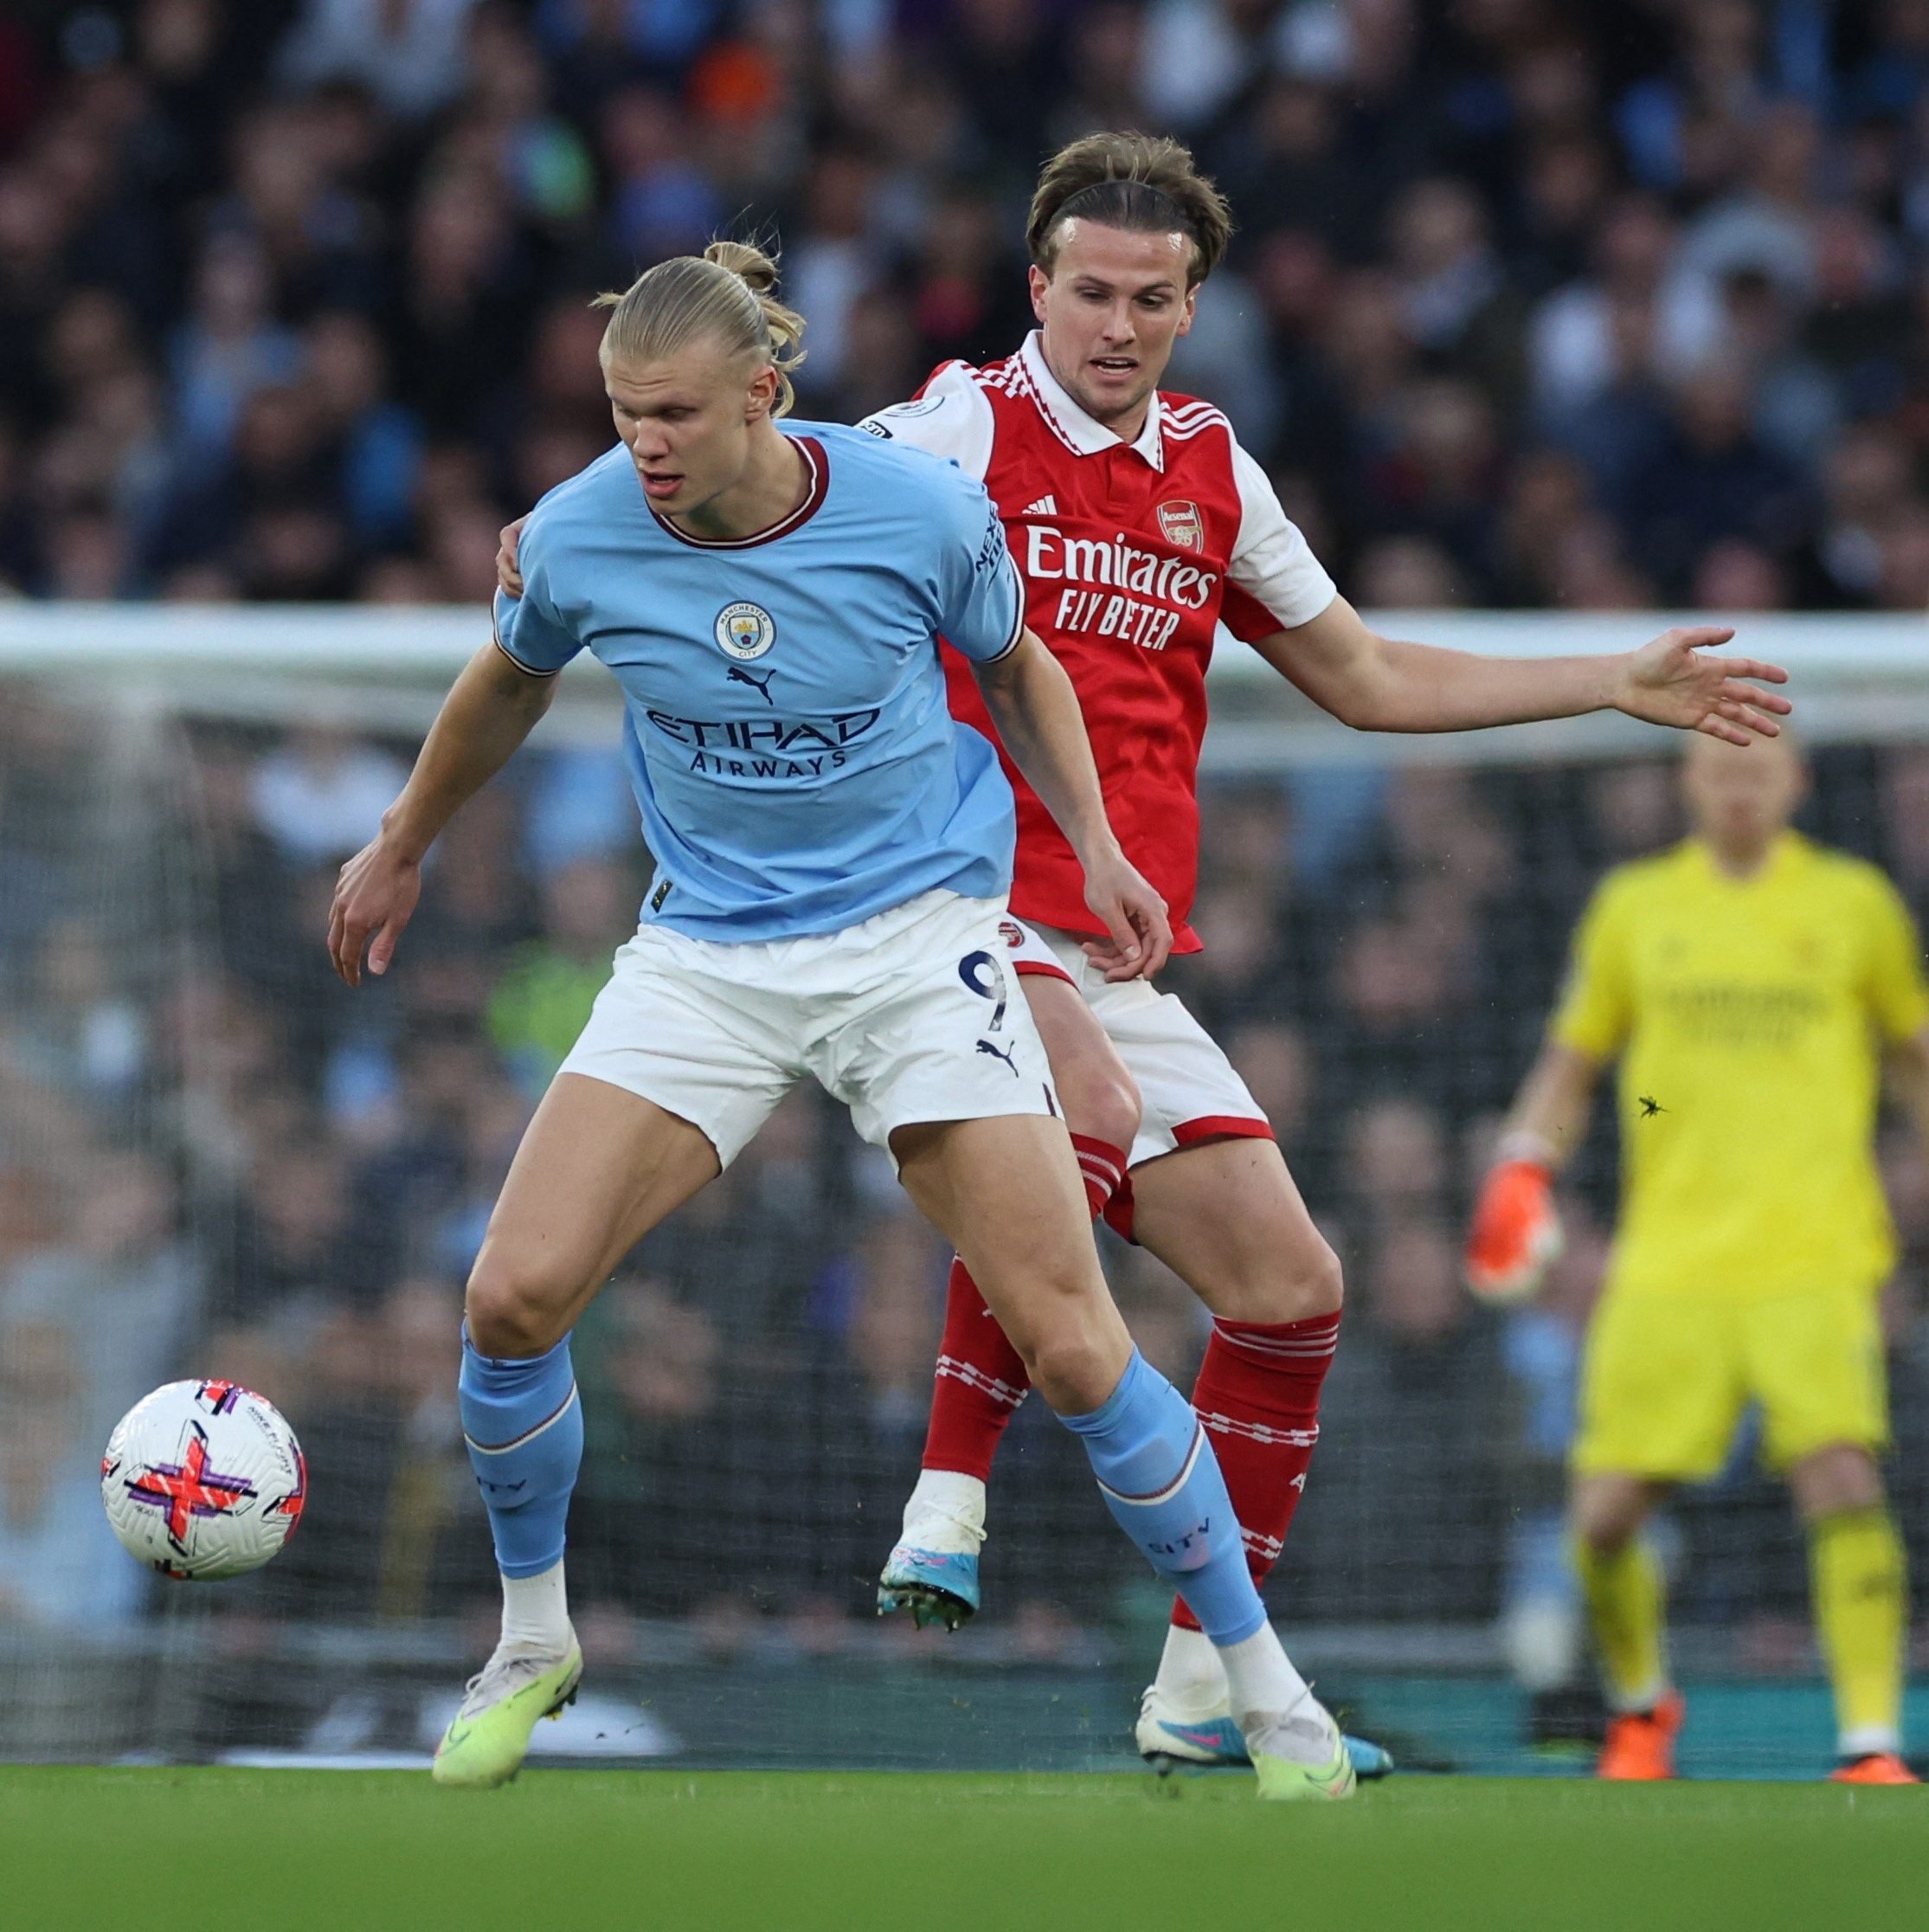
[1016,332,1165,472]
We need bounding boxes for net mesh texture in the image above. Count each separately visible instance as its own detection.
[3,679,1927,1780]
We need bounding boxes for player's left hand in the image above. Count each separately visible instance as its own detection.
[497,516,527,599]
[328,834,421,989]
[1615,626,1792,744]
[1078,847,1172,982]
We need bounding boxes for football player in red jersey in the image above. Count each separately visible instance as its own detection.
[495,132,1790,1775]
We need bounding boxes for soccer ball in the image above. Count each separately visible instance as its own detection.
[100,1379,307,1581]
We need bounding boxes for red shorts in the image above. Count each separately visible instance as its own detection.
[991,917,1272,1169]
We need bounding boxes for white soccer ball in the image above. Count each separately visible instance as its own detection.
[100,1379,307,1581]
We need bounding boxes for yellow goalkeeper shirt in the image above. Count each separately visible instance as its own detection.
[1553,832,1929,1301]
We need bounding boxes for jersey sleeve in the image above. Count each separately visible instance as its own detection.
[1857,868,1929,1041]
[1221,439,1338,641]
[492,525,582,676]
[1551,874,1636,1062]
[857,363,996,481]
[932,469,1025,664]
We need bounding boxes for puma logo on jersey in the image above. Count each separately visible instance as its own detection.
[975,1038,1020,1075]
[1021,495,1058,516]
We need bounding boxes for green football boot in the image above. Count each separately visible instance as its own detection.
[1245,1701,1359,1802]
[431,1638,583,1788]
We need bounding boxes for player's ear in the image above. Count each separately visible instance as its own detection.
[1175,284,1199,338]
[744,362,779,422]
[1028,263,1050,325]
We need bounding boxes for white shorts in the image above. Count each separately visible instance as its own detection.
[561,890,1059,1168]
[991,917,1272,1171]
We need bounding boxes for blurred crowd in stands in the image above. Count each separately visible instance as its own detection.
[2,2,1929,606]
[6,0,1929,1698]
[4,694,1929,1681]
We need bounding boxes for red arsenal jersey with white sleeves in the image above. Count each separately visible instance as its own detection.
[860,332,1334,950]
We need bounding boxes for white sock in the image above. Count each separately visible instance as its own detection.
[1153,1623,1230,1716]
[499,1558,571,1654]
[1216,1621,1311,1723]
[899,1469,986,1552]
[1840,1723,1901,1759]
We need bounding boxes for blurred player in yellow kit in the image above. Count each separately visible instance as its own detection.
[1467,731,1929,1784]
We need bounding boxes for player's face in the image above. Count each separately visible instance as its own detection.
[603,340,781,517]
[1030,222,1198,431]
[1682,734,1807,854]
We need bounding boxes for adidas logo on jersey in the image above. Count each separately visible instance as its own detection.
[1021,495,1058,516]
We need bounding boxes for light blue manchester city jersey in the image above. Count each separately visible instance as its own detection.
[496,422,1026,941]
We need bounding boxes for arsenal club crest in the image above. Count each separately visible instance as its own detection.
[1156,500,1204,551]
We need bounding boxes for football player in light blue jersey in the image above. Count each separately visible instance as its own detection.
[329,242,1349,1798]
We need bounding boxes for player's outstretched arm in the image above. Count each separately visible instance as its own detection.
[328,641,556,987]
[1251,597,1791,744]
[973,630,1172,982]
[1465,1040,1603,1304]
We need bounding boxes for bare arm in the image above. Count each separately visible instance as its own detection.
[1498,1039,1606,1171]
[973,630,1171,981]
[328,642,556,986]
[1249,596,1791,746]
[1884,1025,1929,1161]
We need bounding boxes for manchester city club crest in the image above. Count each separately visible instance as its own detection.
[1156,500,1204,551]
[714,601,776,661]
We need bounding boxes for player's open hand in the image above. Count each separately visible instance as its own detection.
[328,835,422,988]
[1078,846,1171,982]
[496,516,527,599]
[1615,627,1791,745]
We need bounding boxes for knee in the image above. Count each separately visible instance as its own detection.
[1219,1231,1344,1325]
[1291,1236,1345,1319]
[1026,1327,1122,1415]
[1062,1062,1141,1157]
[1791,1444,1886,1522]
[465,1255,573,1359]
[1570,1479,1649,1555]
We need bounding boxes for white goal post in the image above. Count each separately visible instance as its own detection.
[3,604,1926,768]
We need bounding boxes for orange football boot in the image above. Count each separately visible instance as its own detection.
[1829,1753,1919,1786]
[1596,1690,1685,1781]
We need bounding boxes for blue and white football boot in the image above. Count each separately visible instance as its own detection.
[1135,1683,1395,1781]
[877,1473,985,1632]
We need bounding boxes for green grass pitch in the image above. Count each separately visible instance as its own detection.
[3,1768,1925,1932]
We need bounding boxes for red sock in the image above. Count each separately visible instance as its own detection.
[921,1135,1127,1479]
[1169,1310,1341,1631]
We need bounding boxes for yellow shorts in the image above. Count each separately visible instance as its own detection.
[1572,1285,1888,1480]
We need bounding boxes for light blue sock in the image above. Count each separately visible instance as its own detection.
[1058,1349,1265,1645]
[459,1330,582,1580]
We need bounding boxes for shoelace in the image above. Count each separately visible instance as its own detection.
[458,1646,565,1716]
[1238,1681,1336,1764]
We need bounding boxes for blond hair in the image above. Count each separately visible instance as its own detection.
[595,241,807,415]
[1027,132,1233,288]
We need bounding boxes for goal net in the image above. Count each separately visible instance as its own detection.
[1,605,1924,1780]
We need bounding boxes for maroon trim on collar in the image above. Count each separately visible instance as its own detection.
[649,435,829,550]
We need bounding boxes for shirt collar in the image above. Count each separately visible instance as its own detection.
[1017,332,1165,472]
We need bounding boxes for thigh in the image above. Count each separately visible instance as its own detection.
[1019,969,1141,1149]
[816,896,1060,1154]
[1746,1288,1889,1472]
[1572,1293,1746,1482]
[473,1072,723,1342]
[1076,972,1271,1170]
[1129,1136,1338,1323]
